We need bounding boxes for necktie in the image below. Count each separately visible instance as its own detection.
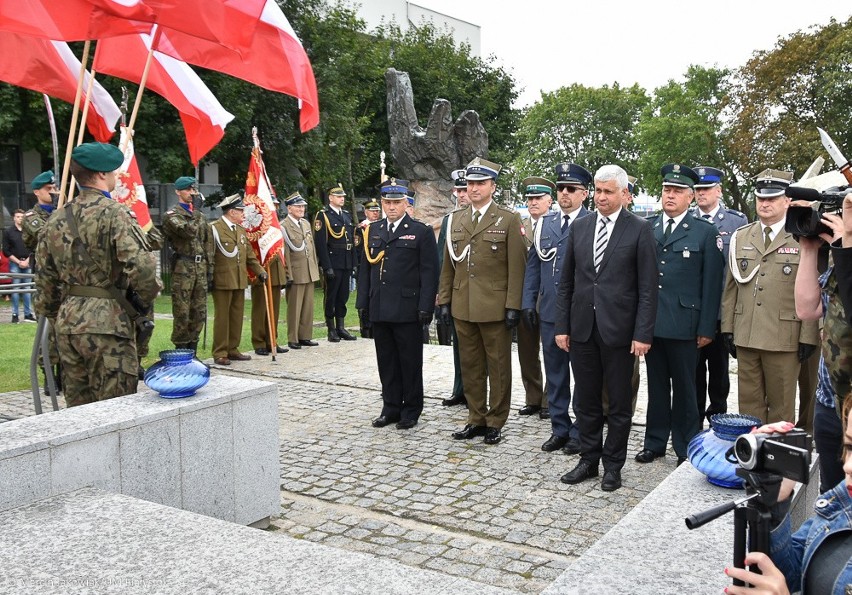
[594,216,609,272]
[702,214,711,220]
[664,218,674,240]
[763,226,772,248]
[472,211,480,228]
[561,215,569,233]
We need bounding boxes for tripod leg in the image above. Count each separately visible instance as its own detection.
[732,506,748,587]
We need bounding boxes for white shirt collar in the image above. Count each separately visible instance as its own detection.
[698,204,720,219]
[473,201,492,218]
[666,210,689,230]
[221,215,236,231]
[597,207,622,225]
[765,218,785,241]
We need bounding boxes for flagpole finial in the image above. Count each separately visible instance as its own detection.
[252,126,260,151]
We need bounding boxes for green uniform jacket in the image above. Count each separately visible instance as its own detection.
[21,205,51,253]
[210,218,264,289]
[282,216,320,284]
[437,202,526,322]
[162,204,213,277]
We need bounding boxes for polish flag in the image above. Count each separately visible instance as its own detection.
[113,125,152,231]
[0,31,120,142]
[242,141,284,267]
[154,0,319,133]
[0,0,151,41]
[94,31,234,165]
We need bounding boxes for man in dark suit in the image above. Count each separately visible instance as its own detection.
[555,164,658,491]
[314,184,357,342]
[357,179,438,430]
[636,164,724,466]
[523,163,591,454]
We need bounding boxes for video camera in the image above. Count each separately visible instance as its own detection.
[733,428,812,484]
[785,185,850,239]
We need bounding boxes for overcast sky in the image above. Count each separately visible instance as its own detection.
[415,0,850,108]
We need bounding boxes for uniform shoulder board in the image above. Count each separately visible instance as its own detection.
[495,204,516,214]
[451,206,467,214]
[725,207,746,218]
[24,210,36,218]
[694,215,715,226]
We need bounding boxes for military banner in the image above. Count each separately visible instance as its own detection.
[242,129,284,267]
[114,125,152,231]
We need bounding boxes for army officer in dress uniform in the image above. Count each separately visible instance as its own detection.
[282,192,320,350]
[358,179,438,429]
[436,157,527,445]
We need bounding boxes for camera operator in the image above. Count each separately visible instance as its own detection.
[724,404,852,594]
[834,194,852,320]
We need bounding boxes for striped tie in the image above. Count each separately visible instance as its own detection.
[594,216,610,272]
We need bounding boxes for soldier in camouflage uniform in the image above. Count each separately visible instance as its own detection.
[34,142,160,408]
[135,224,163,369]
[162,176,212,352]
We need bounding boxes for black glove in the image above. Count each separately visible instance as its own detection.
[324,268,336,281]
[505,309,520,330]
[721,332,736,359]
[258,272,269,283]
[437,304,451,326]
[285,280,293,290]
[419,310,433,326]
[521,308,538,330]
[797,343,817,362]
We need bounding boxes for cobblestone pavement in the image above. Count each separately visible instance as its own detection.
[1,337,741,593]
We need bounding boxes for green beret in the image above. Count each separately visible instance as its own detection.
[71,142,124,172]
[31,171,56,190]
[174,176,197,190]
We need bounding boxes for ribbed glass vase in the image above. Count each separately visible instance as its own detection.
[687,413,762,489]
[144,349,210,398]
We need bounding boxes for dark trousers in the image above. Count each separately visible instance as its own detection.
[540,320,577,440]
[450,320,464,398]
[372,321,424,423]
[570,320,634,471]
[645,337,701,458]
[696,327,730,421]
[323,268,351,319]
[813,399,845,493]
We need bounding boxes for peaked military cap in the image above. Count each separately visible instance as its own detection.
[174,176,197,191]
[31,171,56,190]
[363,198,381,211]
[626,175,638,194]
[754,169,794,198]
[521,176,556,198]
[71,142,124,172]
[465,157,501,181]
[379,178,409,200]
[406,186,416,205]
[217,193,244,211]
[554,163,592,187]
[328,184,346,196]
[693,166,723,188]
[285,191,307,206]
[451,168,467,189]
[661,163,699,188]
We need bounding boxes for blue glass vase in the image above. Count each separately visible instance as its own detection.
[144,349,210,398]
[687,413,762,489]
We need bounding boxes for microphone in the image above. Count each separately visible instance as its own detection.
[784,186,821,201]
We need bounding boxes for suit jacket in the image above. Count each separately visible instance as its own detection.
[650,212,724,340]
[721,222,819,350]
[437,202,527,322]
[210,218,264,290]
[282,216,320,284]
[554,208,658,346]
[522,207,590,323]
[356,214,438,323]
[313,207,356,271]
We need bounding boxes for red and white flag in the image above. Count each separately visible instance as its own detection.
[0,0,151,41]
[0,31,120,142]
[242,136,284,267]
[154,0,319,133]
[94,31,234,165]
[113,125,152,231]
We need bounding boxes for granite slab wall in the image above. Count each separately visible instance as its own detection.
[0,375,279,526]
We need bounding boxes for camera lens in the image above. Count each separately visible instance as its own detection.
[734,434,759,470]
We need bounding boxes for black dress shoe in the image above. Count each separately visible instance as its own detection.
[254,348,270,356]
[541,434,568,452]
[275,345,289,353]
[441,395,467,407]
[288,342,302,350]
[483,428,502,444]
[396,419,417,430]
[601,469,622,491]
[518,405,541,416]
[337,328,357,341]
[299,339,319,347]
[539,408,551,420]
[560,460,600,484]
[635,449,665,463]
[561,438,581,455]
[452,424,487,440]
[372,415,399,428]
[328,329,340,342]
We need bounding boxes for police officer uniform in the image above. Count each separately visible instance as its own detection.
[690,166,749,422]
[721,170,820,424]
[638,164,725,464]
[314,184,357,342]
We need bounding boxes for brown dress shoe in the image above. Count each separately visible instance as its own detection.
[228,353,252,361]
[213,357,231,365]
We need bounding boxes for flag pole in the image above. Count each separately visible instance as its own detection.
[124,25,162,151]
[57,39,91,208]
[42,95,59,177]
[66,66,99,204]
[264,263,277,362]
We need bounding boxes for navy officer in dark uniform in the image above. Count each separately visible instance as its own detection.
[314,183,357,342]
[357,179,438,429]
[690,166,748,423]
[637,164,725,466]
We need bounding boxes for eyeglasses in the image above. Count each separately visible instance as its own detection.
[558,186,583,194]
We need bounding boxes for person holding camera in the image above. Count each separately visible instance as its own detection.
[724,399,852,594]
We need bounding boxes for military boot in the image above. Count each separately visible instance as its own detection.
[336,317,357,341]
[187,340,198,356]
[327,318,340,343]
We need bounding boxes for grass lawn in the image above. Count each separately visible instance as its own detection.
[0,287,360,393]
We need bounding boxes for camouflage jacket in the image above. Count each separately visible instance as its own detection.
[34,188,161,339]
[823,270,851,414]
[162,204,213,276]
[20,205,52,252]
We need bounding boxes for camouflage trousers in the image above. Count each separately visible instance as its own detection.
[57,333,138,408]
[170,261,207,346]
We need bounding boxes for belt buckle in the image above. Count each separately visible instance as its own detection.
[194,255,203,263]
[346,243,352,251]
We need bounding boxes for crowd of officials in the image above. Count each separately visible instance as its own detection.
[9,139,852,593]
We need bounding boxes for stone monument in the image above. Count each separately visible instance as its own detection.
[385,68,488,228]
